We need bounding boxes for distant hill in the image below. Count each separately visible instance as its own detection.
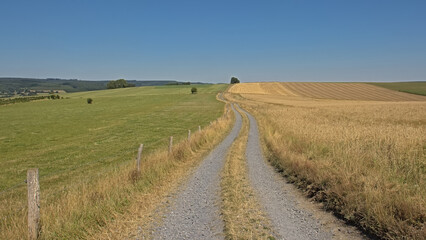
[0,78,202,97]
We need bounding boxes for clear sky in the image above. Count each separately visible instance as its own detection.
[1,0,425,83]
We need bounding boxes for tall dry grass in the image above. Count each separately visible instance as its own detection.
[229,93,425,239]
[1,101,234,239]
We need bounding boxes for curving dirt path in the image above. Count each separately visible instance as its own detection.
[150,104,242,239]
[237,104,365,240]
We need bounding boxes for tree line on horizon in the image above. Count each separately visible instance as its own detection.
[106,79,136,89]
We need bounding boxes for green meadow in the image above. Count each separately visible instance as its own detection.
[0,84,226,194]
[368,81,426,96]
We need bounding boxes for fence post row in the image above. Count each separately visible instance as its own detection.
[168,136,173,154]
[136,144,144,173]
[27,168,40,240]
[22,126,208,239]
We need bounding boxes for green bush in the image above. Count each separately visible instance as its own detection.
[87,98,93,104]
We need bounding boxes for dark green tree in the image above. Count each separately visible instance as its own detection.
[107,80,116,89]
[107,79,129,89]
[230,77,240,84]
[116,79,128,88]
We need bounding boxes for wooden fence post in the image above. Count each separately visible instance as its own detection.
[198,126,201,132]
[188,130,191,140]
[27,168,40,240]
[168,136,173,154]
[136,144,143,173]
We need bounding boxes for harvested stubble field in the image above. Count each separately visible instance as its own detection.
[227,82,426,239]
[229,82,426,101]
[0,84,231,239]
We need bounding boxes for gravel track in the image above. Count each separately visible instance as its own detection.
[151,104,242,239]
[237,105,335,240]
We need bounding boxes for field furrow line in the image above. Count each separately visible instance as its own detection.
[281,83,314,98]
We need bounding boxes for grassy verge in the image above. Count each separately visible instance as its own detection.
[0,85,228,238]
[228,93,425,240]
[368,81,426,96]
[220,105,275,239]
[89,101,236,239]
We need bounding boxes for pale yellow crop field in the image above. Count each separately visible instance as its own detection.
[227,82,426,239]
[229,82,426,101]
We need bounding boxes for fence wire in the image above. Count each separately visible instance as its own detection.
[0,181,26,197]
[0,119,215,202]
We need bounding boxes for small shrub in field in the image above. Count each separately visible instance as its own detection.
[87,98,93,104]
[191,87,197,94]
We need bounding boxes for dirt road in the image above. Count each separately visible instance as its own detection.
[143,101,365,239]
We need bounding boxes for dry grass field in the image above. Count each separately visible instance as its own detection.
[227,82,426,239]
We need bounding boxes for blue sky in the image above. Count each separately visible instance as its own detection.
[1,0,425,83]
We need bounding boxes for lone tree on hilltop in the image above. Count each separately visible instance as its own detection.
[191,87,198,94]
[230,77,240,84]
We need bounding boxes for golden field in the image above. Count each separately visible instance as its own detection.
[228,82,426,101]
[226,82,426,239]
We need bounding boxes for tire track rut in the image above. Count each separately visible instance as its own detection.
[150,104,242,239]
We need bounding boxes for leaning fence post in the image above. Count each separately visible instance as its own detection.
[188,130,191,140]
[198,126,201,132]
[168,136,173,154]
[136,144,143,173]
[27,168,40,240]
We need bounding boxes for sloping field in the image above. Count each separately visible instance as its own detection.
[228,82,298,96]
[229,82,426,101]
[0,84,230,238]
[283,82,426,101]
